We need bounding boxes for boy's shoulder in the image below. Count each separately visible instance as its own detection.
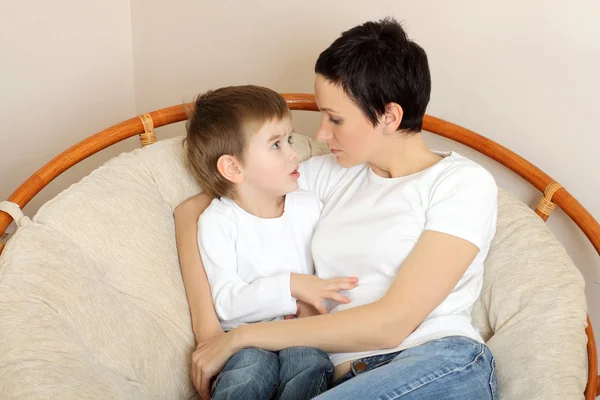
[198,197,238,226]
[196,197,240,244]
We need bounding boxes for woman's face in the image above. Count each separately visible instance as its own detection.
[314,74,384,167]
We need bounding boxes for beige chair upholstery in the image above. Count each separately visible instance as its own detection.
[0,135,588,399]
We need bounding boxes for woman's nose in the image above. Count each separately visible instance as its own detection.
[316,122,332,142]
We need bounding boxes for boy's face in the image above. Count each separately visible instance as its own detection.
[241,117,299,197]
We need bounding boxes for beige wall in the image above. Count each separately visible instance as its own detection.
[130,0,600,335]
[0,0,137,225]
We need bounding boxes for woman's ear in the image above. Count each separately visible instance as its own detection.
[216,155,244,184]
[383,102,403,134]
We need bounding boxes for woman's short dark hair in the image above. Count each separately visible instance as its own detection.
[315,17,431,133]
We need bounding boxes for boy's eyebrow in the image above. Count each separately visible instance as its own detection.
[267,132,285,142]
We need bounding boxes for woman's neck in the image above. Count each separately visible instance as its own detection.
[369,132,442,179]
[231,186,285,219]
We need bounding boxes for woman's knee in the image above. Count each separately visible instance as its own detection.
[395,337,497,398]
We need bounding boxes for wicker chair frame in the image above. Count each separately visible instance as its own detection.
[1,94,598,398]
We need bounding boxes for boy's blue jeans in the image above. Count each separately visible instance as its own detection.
[211,346,333,400]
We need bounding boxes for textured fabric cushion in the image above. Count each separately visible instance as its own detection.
[0,134,588,399]
[473,189,588,399]
[1,139,200,399]
[0,223,152,399]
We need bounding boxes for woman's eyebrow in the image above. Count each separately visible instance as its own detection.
[319,107,339,113]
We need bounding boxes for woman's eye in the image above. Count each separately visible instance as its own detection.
[329,117,341,125]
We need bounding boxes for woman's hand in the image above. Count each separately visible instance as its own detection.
[191,331,238,399]
[290,273,358,314]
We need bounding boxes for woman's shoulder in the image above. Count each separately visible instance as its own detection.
[422,152,498,250]
[300,154,365,174]
[300,153,341,172]
[287,189,323,211]
[298,154,367,202]
[421,152,498,218]
[288,187,321,201]
[429,152,497,191]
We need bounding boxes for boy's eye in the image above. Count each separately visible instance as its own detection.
[272,141,280,149]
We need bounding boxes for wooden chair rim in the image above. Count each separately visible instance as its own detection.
[0,93,598,398]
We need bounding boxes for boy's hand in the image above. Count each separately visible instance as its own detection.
[295,300,321,318]
[290,273,358,314]
[283,300,322,319]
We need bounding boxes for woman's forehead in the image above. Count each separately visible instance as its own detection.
[315,76,349,109]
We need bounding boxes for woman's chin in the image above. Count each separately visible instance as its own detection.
[335,154,362,168]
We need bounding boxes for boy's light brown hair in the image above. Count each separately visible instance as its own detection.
[185,85,290,198]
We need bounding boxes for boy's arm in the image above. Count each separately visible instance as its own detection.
[174,194,223,343]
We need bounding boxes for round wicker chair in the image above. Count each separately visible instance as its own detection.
[0,94,598,399]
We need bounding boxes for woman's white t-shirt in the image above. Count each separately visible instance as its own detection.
[298,152,498,366]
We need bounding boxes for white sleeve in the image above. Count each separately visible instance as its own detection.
[424,164,498,250]
[298,154,351,203]
[197,211,297,324]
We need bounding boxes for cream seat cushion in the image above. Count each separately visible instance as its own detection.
[0,135,587,399]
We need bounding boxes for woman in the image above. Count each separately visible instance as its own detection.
[175,17,498,400]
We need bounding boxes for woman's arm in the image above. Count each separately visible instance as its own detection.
[174,193,222,343]
[233,230,479,353]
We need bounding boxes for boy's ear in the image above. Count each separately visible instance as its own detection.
[217,155,244,184]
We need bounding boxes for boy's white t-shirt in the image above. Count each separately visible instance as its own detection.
[298,152,498,366]
[197,190,322,331]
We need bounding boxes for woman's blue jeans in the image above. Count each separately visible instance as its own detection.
[315,336,497,400]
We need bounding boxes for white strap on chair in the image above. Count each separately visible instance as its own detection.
[0,201,31,228]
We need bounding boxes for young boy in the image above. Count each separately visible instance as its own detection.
[185,85,358,400]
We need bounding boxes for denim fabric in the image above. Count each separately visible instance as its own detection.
[316,336,497,400]
[277,347,334,399]
[211,347,333,400]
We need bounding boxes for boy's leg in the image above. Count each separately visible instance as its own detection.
[277,347,334,400]
[212,347,279,400]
